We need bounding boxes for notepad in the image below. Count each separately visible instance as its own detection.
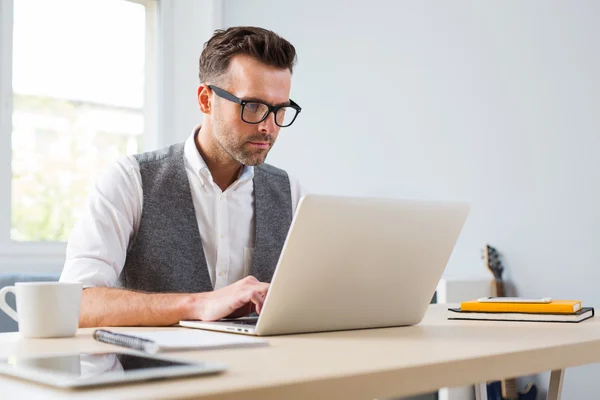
[459,299,582,314]
[93,329,268,353]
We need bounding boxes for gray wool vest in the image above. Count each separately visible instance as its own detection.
[117,143,293,293]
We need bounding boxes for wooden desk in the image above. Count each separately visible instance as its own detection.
[0,304,598,400]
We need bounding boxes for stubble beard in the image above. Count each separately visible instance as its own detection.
[213,119,273,166]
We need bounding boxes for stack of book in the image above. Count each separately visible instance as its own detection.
[447,299,595,323]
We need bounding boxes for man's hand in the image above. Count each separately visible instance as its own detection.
[77,277,269,328]
[192,276,270,322]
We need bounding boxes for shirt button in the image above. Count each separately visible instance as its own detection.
[220,233,226,239]
[220,193,226,200]
[218,271,226,278]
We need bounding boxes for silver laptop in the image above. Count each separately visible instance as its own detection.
[180,194,469,336]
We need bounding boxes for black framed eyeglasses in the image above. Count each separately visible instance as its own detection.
[208,85,301,127]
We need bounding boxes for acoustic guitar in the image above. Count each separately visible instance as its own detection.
[483,244,538,400]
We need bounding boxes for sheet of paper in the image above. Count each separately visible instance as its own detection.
[118,329,267,351]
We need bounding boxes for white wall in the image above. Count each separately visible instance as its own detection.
[218,0,600,398]
[157,0,222,147]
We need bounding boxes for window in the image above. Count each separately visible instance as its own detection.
[2,0,157,244]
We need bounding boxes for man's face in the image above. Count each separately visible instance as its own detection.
[210,54,292,166]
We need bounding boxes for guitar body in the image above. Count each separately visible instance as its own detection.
[487,380,538,400]
[482,245,539,400]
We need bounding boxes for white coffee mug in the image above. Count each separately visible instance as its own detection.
[0,282,82,338]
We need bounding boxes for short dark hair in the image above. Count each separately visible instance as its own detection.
[199,26,297,84]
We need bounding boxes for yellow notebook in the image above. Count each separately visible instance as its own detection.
[460,300,582,314]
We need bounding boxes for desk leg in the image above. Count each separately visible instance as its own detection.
[474,382,488,400]
[547,369,564,400]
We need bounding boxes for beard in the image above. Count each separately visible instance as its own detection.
[213,119,274,166]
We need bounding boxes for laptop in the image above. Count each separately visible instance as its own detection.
[180,194,469,336]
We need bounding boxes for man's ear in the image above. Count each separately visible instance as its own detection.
[197,84,212,113]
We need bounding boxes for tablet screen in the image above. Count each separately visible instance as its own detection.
[1,352,191,376]
[0,352,224,387]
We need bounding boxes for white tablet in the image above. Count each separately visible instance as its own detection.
[0,351,226,388]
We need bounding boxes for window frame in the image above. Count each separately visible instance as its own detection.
[0,0,159,270]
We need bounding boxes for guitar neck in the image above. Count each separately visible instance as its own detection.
[491,278,519,399]
[492,279,506,297]
[484,246,527,400]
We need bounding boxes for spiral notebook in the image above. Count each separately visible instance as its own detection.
[93,329,268,353]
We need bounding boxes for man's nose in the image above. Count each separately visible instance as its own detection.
[258,111,277,133]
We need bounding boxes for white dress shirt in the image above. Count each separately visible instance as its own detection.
[60,127,308,290]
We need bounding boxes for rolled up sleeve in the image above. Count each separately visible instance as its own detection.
[60,156,142,288]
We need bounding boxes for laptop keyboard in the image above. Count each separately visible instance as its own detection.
[224,317,259,326]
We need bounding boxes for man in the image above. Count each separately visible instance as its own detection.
[60,26,307,328]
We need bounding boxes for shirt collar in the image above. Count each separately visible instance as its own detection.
[184,125,255,188]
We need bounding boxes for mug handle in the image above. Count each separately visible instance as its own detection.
[0,286,18,322]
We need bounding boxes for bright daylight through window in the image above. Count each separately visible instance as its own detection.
[11,0,148,241]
